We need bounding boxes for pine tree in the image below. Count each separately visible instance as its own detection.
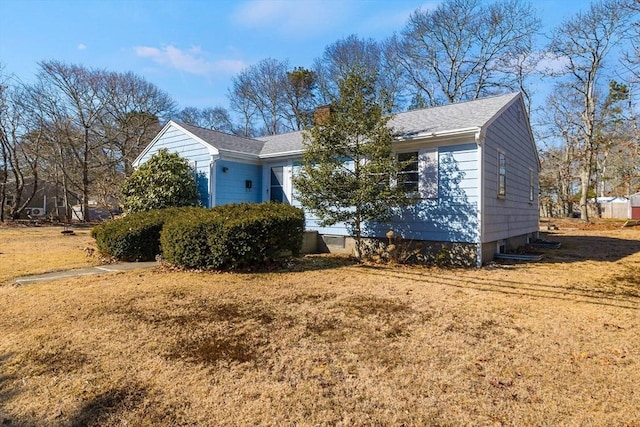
[293,70,412,258]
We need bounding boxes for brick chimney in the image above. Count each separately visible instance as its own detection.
[313,105,333,126]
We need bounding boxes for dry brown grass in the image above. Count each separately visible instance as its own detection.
[0,225,99,283]
[1,223,639,426]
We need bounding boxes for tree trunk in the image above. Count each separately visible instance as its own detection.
[579,167,590,222]
[82,127,91,222]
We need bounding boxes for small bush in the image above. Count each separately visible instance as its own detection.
[160,209,223,269]
[91,208,195,261]
[161,203,305,270]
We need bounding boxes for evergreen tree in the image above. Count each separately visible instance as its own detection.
[121,148,198,213]
[293,70,412,259]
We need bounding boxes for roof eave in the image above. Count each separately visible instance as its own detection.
[218,149,263,163]
[396,126,481,141]
[259,150,304,160]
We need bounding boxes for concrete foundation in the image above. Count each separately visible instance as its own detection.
[305,231,539,267]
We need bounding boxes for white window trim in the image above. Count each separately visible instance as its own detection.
[398,151,420,194]
[498,151,506,198]
[529,168,535,202]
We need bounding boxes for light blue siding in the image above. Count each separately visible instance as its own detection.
[482,101,538,242]
[138,125,213,207]
[215,160,262,206]
[376,143,479,243]
[302,212,349,236]
[139,127,212,165]
[297,143,480,243]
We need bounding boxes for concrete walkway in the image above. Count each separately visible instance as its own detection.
[14,261,158,285]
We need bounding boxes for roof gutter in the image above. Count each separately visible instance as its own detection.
[218,149,263,163]
[396,126,480,141]
[259,150,304,160]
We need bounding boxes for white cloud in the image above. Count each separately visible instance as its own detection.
[359,2,437,36]
[134,45,245,76]
[232,0,348,36]
[535,52,570,75]
[77,43,87,50]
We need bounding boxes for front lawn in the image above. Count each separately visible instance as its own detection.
[0,225,638,425]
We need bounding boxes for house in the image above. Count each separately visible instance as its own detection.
[3,178,81,220]
[589,197,630,219]
[133,92,539,266]
[630,193,640,220]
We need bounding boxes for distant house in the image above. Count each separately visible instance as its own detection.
[589,197,630,219]
[3,178,80,220]
[134,93,539,266]
[630,193,640,220]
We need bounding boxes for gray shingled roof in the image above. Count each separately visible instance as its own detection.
[389,92,519,138]
[257,131,305,156]
[178,122,265,155]
[258,93,519,155]
[176,93,520,157]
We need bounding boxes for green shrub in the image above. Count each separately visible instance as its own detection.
[91,207,196,261]
[121,148,199,214]
[159,208,222,269]
[213,202,305,269]
[161,203,305,270]
[92,203,304,269]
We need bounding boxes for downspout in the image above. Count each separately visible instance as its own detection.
[209,155,220,208]
[475,129,486,268]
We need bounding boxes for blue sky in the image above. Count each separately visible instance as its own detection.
[1,0,586,113]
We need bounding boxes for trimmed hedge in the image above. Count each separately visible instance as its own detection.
[161,203,305,270]
[159,208,222,269]
[91,207,198,261]
[92,203,305,270]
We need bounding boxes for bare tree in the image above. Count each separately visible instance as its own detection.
[394,0,540,107]
[547,0,635,221]
[229,59,320,135]
[228,75,258,138]
[175,106,201,126]
[539,86,585,217]
[623,0,640,81]
[200,107,235,134]
[22,61,176,221]
[100,71,175,175]
[314,34,400,110]
[0,73,45,221]
[175,105,235,134]
[27,61,107,221]
[228,58,289,136]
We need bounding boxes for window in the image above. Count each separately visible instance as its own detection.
[270,166,286,203]
[396,149,438,199]
[398,152,419,193]
[5,195,14,206]
[529,169,535,202]
[498,152,506,197]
